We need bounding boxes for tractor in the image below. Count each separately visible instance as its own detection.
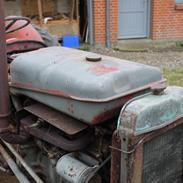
[0,1,182,183]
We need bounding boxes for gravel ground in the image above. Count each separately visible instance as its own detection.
[91,48,183,69]
[1,49,183,183]
[0,172,18,183]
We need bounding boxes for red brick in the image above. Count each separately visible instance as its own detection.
[93,0,183,44]
[151,0,183,40]
[93,0,118,44]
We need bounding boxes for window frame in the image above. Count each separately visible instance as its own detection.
[176,0,183,4]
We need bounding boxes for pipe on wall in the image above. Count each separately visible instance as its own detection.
[0,0,27,144]
[87,0,94,45]
[106,0,110,48]
[0,0,10,131]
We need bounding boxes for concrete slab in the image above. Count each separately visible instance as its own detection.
[114,39,183,52]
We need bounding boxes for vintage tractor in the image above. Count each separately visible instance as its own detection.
[0,1,183,183]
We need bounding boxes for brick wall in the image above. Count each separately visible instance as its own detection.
[93,0,118,44]
[151,0,183,40]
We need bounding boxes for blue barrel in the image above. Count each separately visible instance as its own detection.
[62,35,79,48]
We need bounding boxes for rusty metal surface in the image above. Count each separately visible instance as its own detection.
[5,16,31,34]
[11,86,141,125]
[110,131,121,183]
[10,46,162,101]
[142,124,183,183]
[118,116,183,183]
[24,103,88,135]
[10,47,162,125]
[6,18,44,43]
[119,86,183,135]
[0,143,30,183]
[0,131,29,144]
[21,115,92,151]
[117,86,183,182]
[7,40,46,54]
[0,0,10,130]
[9,80,165,103]
[3,141,44,183]
[10,46,163,125]
[5,17,45,54]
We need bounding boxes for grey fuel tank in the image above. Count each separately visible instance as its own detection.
[10,47,163,125]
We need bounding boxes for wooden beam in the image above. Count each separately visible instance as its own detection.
[37,0,43,25]
[70,0,75,20]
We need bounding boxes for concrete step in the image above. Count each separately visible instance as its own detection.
[114,39,183,52]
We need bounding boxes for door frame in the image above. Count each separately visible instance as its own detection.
[118,0,151,39]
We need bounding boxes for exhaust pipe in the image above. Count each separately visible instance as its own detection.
[0,0,10,132]
[0,0,35,144]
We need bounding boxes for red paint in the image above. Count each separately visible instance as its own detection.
[92,94,134,124]
[92,107,121,124]
[6,40,45,55]
[10,80,165,103]
[11,82,70,98]
[89,65,118,75]
[6,20,45,54]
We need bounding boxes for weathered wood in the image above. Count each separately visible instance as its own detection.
[70,0,75,20]
[33,19,79,37]
[37,0,43,25]
[21,0,56,17]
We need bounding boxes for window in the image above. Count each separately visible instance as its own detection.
[175,0,183,10]
[176,0,183,3]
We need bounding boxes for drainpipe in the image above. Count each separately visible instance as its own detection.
[87,0,94,45]
[106,0,110,48]
[0,0,10,132]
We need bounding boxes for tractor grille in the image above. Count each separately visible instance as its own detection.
[142,124,183,183]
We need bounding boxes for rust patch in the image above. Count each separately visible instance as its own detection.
[24,103,88,136]
[92,94,134,124]
[6,40,46,54]
[110,131,121,183]
[92,107,121,124]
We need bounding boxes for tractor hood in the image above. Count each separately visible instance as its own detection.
[10,47,163,124]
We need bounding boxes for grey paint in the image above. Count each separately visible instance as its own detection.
[118,86,183,183]
[10,47,162,124]
[119,86,183,135]
[118,0,150,39]
[56,153,98,182]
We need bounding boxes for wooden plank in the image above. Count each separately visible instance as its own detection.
[21,0,56,17]
[70,0,75,20]
[21,0,38,17]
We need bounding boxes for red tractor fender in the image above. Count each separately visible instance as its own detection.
[6,17,46,54]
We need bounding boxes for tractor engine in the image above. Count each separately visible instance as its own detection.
[6,46,166,182]
[5,47,182,183]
